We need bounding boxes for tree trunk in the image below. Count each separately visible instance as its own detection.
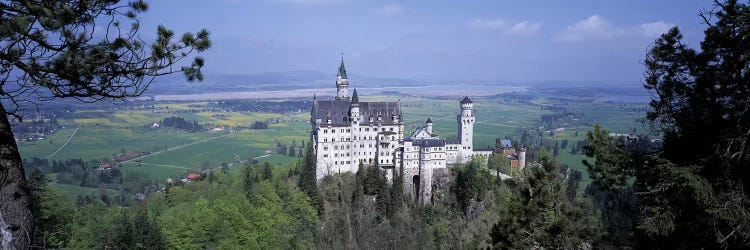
[0,102,33,249]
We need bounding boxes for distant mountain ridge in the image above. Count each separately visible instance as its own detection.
[143,70,644,96]
[145,70,424,95]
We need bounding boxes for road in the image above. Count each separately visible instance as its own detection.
[121,131,238,163]
[45,127,80,159]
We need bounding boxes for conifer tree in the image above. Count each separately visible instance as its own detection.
[490,152,599,248]
[298,143,322,214]
[262,162,273,181]
[0,1,211,246]
[583,2,750,247]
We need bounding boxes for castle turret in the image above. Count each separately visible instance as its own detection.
[336,57,350,101]
[458,96,475,148]
[350,88,360,118]
[426,118,433,135]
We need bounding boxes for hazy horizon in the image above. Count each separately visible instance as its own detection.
[136,0,711,85]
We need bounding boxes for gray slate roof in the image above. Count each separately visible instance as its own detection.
[338,59,348,79]
[499,139,512,148]
[412,139,446,147]
[460,96,473,104]
[312,100,401,126]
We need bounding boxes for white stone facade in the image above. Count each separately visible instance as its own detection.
[311,59,493,204]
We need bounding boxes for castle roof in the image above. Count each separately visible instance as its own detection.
[460,96,473,104]
[312,100,401,126]
[338,58,348,79]
[426,118,433,123]
[499,139,512,148]
[412,138,446,148]
[410,127,433,139]
[351,88,359,103]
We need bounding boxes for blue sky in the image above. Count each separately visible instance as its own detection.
[138,0,713,85]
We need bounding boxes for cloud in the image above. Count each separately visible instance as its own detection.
[373,4,403,16]
[557,15,675,42]
[638,21,674,38]
[508,21,542,35]
[557,15,623,42]
[469,18,507,30]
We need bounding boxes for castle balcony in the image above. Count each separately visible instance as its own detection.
[378,163,396,169]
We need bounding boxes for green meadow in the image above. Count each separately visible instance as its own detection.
[17,94,644,198]
[51,183,119,199]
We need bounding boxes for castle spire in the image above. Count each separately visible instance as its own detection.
[335,55,351,101]
[337,56,347,79]
[351,88,359,103]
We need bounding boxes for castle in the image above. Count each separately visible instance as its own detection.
[310,59,517,203]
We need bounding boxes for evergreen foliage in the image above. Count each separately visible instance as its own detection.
[249,121,269,129]
[297,143,322,214]
[453,156,491,214]
[161,116,202,132]
[583,2,750,247]
[490,152,600,249]
[0,1,211,246]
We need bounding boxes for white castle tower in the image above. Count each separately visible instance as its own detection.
[457,96,475,162]
[335,58,350,101]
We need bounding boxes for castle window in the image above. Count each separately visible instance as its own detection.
[323,129,327,133]
[347,129,350,132]
[323,154,328,157]
[323,146,328,150]
[334,153,338,157]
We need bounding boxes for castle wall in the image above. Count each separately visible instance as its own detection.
[313,60,501,205]
[313,123,403,180]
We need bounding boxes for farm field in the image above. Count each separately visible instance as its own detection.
[51,183,119,199]
[17,93,646,198]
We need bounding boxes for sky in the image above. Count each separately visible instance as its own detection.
[137,0,715,85]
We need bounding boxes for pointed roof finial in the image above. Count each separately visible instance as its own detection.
[338,53,348,79]
[351,88,359,103]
